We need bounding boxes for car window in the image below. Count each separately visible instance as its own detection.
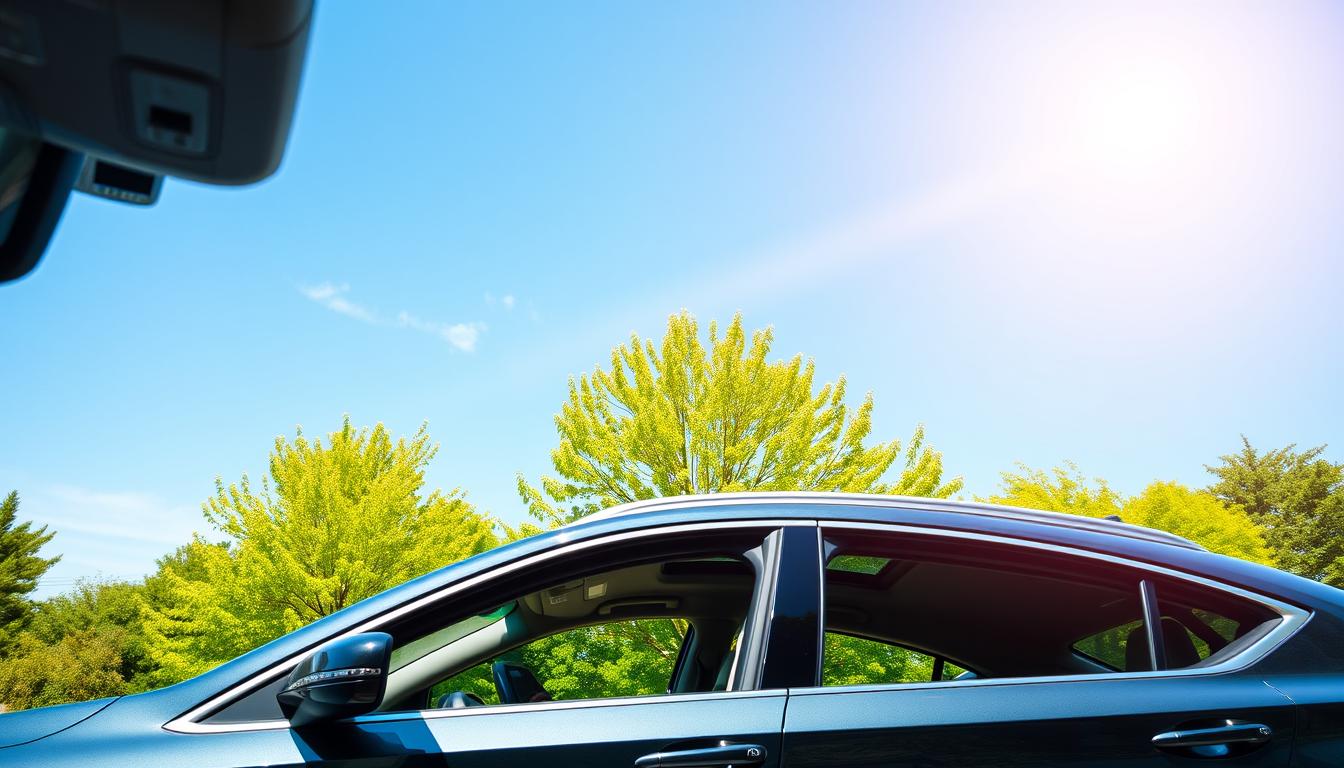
[376,546,761,713]
[823,631,968,686]
[430,618,687,706]
[820,529,1281,685]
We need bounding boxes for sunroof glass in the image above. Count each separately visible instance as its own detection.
[827,555,891,575]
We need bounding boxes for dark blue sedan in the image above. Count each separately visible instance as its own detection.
[2,493,1341,767]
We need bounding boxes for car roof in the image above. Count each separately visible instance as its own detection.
[572,492,1205,552]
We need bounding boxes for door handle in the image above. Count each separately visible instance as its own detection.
[634,742,767,768]
[1152,722,1273,749]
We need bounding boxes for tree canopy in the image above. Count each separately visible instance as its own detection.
[1206,437,1344,585]
[985,463,1273,564]
[518,311,961,526]
[140,418,499,682]
[0,580,150,710]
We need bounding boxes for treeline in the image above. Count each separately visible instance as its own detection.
[0,312,1340,710]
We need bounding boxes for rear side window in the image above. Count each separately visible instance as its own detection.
[823,632,968,686]
[820,529,1282,685]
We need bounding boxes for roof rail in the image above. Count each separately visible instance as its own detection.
[572,492,1205,552]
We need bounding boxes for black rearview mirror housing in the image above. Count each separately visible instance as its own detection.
[276,632,392,729]
[0,137,80,283]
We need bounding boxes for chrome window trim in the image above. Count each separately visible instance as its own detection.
[806,520,1311,695]
[164,519,813,735]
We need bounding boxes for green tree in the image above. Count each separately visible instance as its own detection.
[142,418,500,683]
[518,311,961,526]
[985,465,1273,564]
[1206,437,1344,585]
[0,629,127,710]
[0,491,59,655]
[0,580,156,710]
[1123,482,1273,565]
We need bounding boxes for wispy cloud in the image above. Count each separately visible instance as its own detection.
[299,283,485,352]
[299,282,377,323]
[485,292,517,311]
[396,312,484,352]
[17,483,204,596]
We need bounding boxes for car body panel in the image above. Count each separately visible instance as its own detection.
[782,674,1297,767]
[0,697,115,748]
[1,494,1340,766]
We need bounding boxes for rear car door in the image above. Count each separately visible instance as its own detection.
[781,523,1305,768]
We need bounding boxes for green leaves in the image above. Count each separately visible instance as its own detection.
[985,464,1274,564]
[142,418,500,680]
[1206,437,1344,585]
[520,311,961,525]
[0,491,59,656]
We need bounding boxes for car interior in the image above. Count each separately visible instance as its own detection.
[380,554,759,712]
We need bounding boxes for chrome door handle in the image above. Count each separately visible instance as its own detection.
[634,742,767,767]
[1153,722,1273,749]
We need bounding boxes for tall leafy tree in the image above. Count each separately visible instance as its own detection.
[985,465,1273,564]
[518,311,961,526]
[142,418,500,683]
[1206,437,1344,585]
[0,491,59,654]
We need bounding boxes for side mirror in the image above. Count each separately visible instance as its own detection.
[277,632,392,728]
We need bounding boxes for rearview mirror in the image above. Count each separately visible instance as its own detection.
[0,129,80,283]
[276,632,392,728]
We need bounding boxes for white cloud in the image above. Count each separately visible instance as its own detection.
[501,294,516,310]
[397,311,485,352]
[299,283,485,352]
[299,282,377,323]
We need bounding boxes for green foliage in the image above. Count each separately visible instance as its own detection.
[0,580,153,710]
[0,491,59,655]
[986,462,1124,518]
[141,418,500,684]
[518,311,961,525]
[434,619,686,704]
[517,619,685,700]
[985,464,1273,564]
[1124,482,1273,565]
[1206,437,1344,585]
[823,633,935,686]
[0,629,127,710]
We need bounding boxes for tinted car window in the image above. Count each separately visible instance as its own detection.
[823,631,968,686]
[821,529,1280,683]
[430,618,687,705]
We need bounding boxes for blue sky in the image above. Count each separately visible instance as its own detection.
[3,1,1342,596]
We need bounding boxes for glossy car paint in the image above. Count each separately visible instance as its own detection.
[0,493,1340,767]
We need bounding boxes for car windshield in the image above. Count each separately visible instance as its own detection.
[0,3,1340,715]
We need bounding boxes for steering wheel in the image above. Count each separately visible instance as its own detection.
[435,690,485,709]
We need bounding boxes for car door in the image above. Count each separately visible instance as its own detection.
[779,523,1304,768]
[186,521,805,768]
